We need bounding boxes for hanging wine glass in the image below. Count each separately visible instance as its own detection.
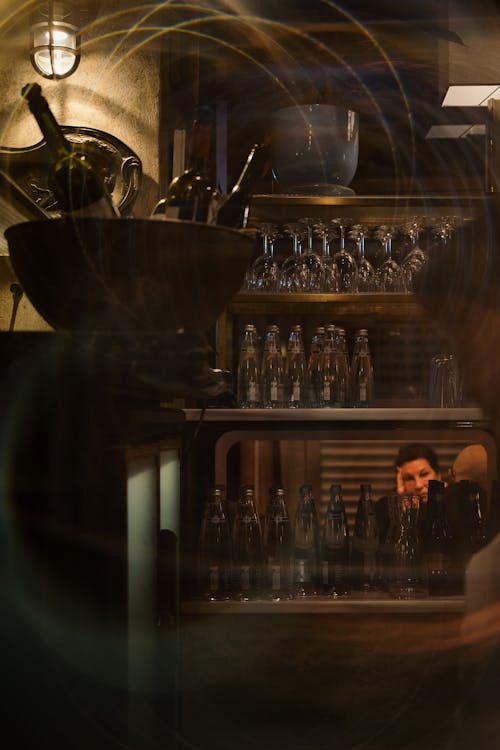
[296,217,324,292]
[428,216,458,261]
[314,220,339,292]
[330,218,358,293]
[349,223,375,292]
[279,222,304,292]
[375,225,405,292]
[400,217,426,292]
[245,222,280,292]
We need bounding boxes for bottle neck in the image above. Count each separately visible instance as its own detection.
[24,84,71,161]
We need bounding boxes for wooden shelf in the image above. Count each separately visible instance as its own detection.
[228,291,421,319]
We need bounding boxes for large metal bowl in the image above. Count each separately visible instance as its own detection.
[5,218,255,332]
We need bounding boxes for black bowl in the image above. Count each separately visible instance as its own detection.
[5,218,254,332]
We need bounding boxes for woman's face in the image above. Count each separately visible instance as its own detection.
[397,458,441,496]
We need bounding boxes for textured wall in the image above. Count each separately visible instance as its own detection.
[0,1,162,330]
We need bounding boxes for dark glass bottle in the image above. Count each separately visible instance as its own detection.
[264,486,291,600]
[321,483,350,596]
[155,105,216,222]
[198,486,231,600]
[421,479,453,596]
[215,142,271,228]
[22,82,118,217]
[351,483,379,591]
[232,484,263,600]
[451,480,487,593]
[292,484,319,596]
[486,478,500,542]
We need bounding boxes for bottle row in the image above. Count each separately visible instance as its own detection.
[197,479,492,602]
[237,323,374,409]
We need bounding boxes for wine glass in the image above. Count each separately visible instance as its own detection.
[314,220,339,292]
[245,223,280,292]
[349,223,375,292]
[296,217,324,292]
[375,225,405,292]
[279,222,304,292]
[330,218,358,292]
[400,218,426,292]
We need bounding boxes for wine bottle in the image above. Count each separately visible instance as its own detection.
[264,486,291,600]
[292,484,319,596]
[321,483,350,596]
[155,105,216,222]
[22,82,118,218]
[198,486,231,600]
[451,480,487,594]
[215,141,271,228]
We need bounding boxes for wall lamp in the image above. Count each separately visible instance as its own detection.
[30,1,81,79]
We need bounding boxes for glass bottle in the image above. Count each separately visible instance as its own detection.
[452,480,487,594]
[307,325,325,407]
[260,324,285,408]
[237,323,260,408]
[264,486,292,600]
[215,142,271,228]
[320,325,350,407]
[285,324,308,408]
[22,82,118,217]
[154,105,216,222]
[321,483,350,596]
[486,478,500,543]
[292,484,319,596]
[421,479,452,596]
[392,495,421,599]
[350,328,374,407]
[351,483,379,592]
[232,485,263,600]
[198,486,232,600]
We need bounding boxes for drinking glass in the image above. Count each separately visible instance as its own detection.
[296,217,324,292]
[349,223,375,292]
[279,222,304,292]
[400,218,426,292]
[375,225,405,292]
[330,218,358,292]
[314,220,340,292]
[245,222,280,292]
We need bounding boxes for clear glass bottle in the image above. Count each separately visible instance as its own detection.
[421,479,452,596]
[232,484,263,600]
[350,328,374,407]
[237,323,260,408]
[351,483,379,592]
[154,105,216,222]
[198,485,232,600]
[215,141,271,228]
[260,324,285,408]
[320,325,350,407]
[321,483,350,596]
[285,324,308,408]
[307,325,325,407]
[264,486,292,600]
[22,82,118,217]
[292,484,319,596]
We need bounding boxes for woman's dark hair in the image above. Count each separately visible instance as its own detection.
[395,443,440,473]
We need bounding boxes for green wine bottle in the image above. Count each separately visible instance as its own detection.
[154,105,216,223]
[22,82,118,217]
[215,141,270,228]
